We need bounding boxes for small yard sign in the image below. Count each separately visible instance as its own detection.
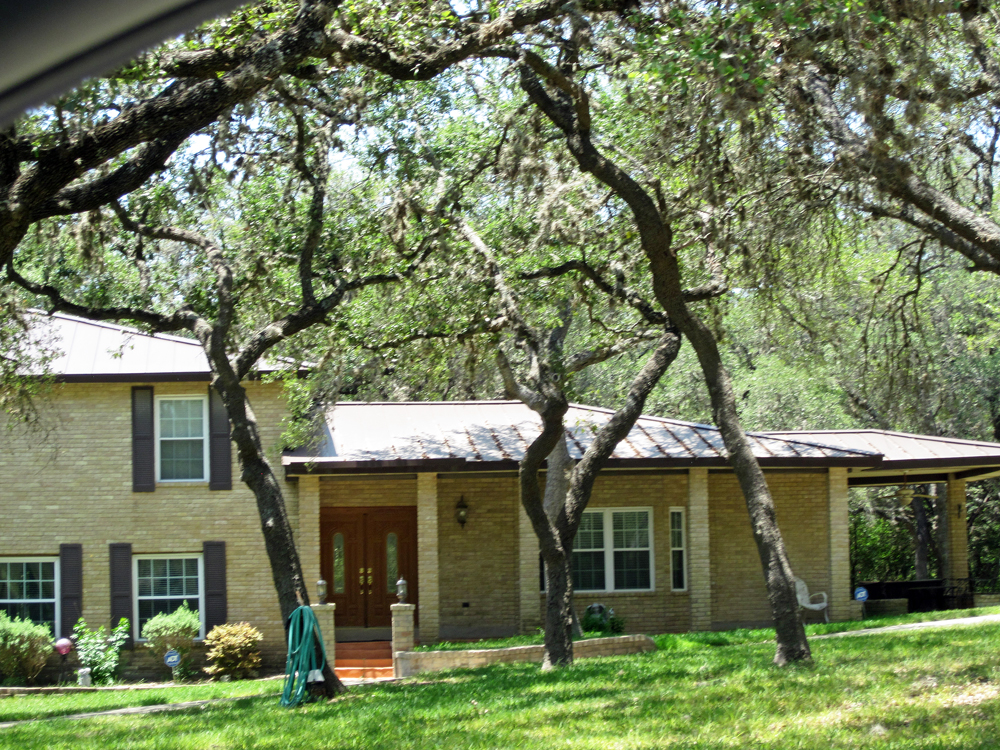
[164,649,181,668]
[854,587,869,602]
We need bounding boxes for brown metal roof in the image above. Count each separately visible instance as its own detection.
[765,430,1000,485]
[283,401,882,475]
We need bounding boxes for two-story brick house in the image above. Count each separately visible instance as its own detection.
[4,312,1000,666]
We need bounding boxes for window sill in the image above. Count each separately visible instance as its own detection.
[156,481,210,487]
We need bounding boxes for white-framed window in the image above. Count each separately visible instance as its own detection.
[133,555,204,639]
[0,558,59,635]
[155,396,209,482]
[571,508,654,593]
[669,507,687,592]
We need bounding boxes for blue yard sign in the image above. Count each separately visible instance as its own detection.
[164,649,181,668]
[854,587,869,602]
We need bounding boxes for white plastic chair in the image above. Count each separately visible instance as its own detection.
[794,577,829,622]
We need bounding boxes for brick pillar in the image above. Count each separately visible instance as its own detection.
[518,502,541,633]
[391,603,416,676]
[309,603,336,668]
[417,473,440,643]
[827,468,856,621]
[687,468,712,631]
[298,475,321,590]
[943,475,969,580]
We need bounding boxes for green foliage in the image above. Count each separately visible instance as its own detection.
[141,604,200,678]
[72,618,129,685]
[851,508,916,582]
[579,605,625,635]
[203,622,263,680]
[0,611,53,685]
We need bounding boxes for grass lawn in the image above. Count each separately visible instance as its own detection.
[3,609,1000,749]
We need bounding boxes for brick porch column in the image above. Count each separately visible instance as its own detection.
[518,502,541,633]
[391,602,416,677]
[298,475,321,588]
[687,468,712,631]
[827,468,855,621]
[309,602,336,668]
[416,473,440,643]
[943,475,969,580]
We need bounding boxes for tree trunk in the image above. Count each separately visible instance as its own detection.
[913,488,932,580]
[541,548,574,670]
[516,62,811,664]
[212,375,347,695]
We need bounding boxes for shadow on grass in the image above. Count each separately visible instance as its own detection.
[4,624,1000,749]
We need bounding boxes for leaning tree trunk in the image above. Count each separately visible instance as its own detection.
[211,370,347,695]
[516,57,811,664]
[541,545,575,669]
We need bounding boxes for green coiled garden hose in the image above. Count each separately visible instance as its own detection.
[280,606,327,708]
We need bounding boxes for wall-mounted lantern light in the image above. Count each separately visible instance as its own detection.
[317,578,327,605]
[396,576,408,603]
[455,496,469,528]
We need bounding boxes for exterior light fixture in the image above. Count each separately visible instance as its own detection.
[396,576,408,603]
[317,578,327,605]
[455,496,469,528]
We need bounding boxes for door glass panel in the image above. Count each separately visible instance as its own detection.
[332,533,345,594]
[386,532,398,593]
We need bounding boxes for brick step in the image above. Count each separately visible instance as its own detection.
[335,641,392,659]
[334,666,394,679]
[335,658,393,668]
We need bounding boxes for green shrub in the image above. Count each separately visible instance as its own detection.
[0,611,53,685]
[204,622,263,680]
[580,603,625,635]
[141,603,200,678]
[73,617,129,684]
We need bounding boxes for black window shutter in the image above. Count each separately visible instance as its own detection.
[132,386,155,492]
[203,541,227,634]
[208,387,232,491]
[109,543,134,647]
[59,543,82,639]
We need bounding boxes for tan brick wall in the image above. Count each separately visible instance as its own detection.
[0,380,294,665]
[568,471,692,635]
[688,468,711,630]
[437,474,520,636]
[944,477,969,580]
[709,471,831,628]
[827,468,853,621]
[417,473,440,642]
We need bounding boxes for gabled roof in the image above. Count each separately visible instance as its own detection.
[282,401,883,475]
[26,311,284,381]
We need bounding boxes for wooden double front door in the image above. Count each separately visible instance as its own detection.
[319,507,417,628]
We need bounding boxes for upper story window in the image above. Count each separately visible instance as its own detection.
[155,396,209,482]
[0,558,59,635]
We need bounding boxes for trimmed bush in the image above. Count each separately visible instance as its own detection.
[141,603,200,678]
[580,603,625,635]
[0,611,53,685]
[73,617,129,684]
[204,622,263,680]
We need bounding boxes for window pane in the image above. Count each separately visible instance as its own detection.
[572,551,606,590]
[160,400,204,438]
[161,439,204,480]
[386,533,398,594]
[672,549,686,590]
[574,513,604,551]
[614,550,651,590]
[613,511,648,549]
[136,557,201,635]
[333,534,345,594]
